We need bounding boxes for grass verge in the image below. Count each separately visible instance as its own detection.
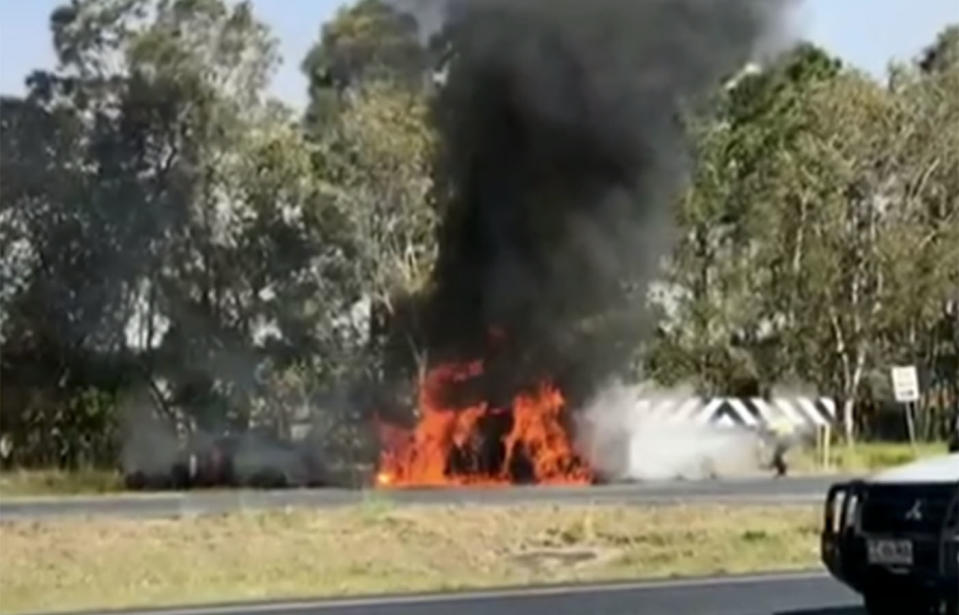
[0,503,821,615]
[0,468,121,498]
[792,440,949,474]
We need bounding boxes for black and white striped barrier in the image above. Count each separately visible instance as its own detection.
[632,397,837,430]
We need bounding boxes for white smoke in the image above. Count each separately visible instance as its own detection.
[575,382,765,482]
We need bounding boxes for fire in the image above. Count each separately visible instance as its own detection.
[375,358,593,487]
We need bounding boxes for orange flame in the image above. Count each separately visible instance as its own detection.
[375,358,592,487]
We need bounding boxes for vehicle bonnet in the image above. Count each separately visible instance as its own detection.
[867,453,959,485]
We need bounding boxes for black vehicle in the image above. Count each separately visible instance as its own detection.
[821,453,959,614]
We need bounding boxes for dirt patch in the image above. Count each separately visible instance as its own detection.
[511,547,606,571]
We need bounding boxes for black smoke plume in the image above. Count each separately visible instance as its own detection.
[402,0,792,406]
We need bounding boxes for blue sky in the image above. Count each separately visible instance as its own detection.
[1,0,957,109]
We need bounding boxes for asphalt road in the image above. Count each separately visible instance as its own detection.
[46,572,863,615]
[0,475,845,521]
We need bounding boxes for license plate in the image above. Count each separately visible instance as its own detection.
[867,539,913,566]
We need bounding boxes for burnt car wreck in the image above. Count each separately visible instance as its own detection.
[122,431,328,490]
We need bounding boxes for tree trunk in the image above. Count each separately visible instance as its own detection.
[841,397,855,443]
[835,330,866,443]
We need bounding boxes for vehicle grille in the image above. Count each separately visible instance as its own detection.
[859,483,959,535]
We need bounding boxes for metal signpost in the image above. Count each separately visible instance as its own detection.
[890,366,920,448]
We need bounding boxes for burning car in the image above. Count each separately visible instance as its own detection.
[375,359,593,488]
[821,452,959,614]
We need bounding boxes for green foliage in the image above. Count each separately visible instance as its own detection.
[2,0,344,464]
[2,0,440,469]
[647,45,843,395]
[919,25,959,74]
[651,36,959,441]
[301,0,430,134]
[2,0,957,468]
[3,386,120,468]
[317,80,438,379]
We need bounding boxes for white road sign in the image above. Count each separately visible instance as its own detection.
[890,366,920,403]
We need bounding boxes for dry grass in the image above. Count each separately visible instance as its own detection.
[0,502,821,615]
[0,468,121,498]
